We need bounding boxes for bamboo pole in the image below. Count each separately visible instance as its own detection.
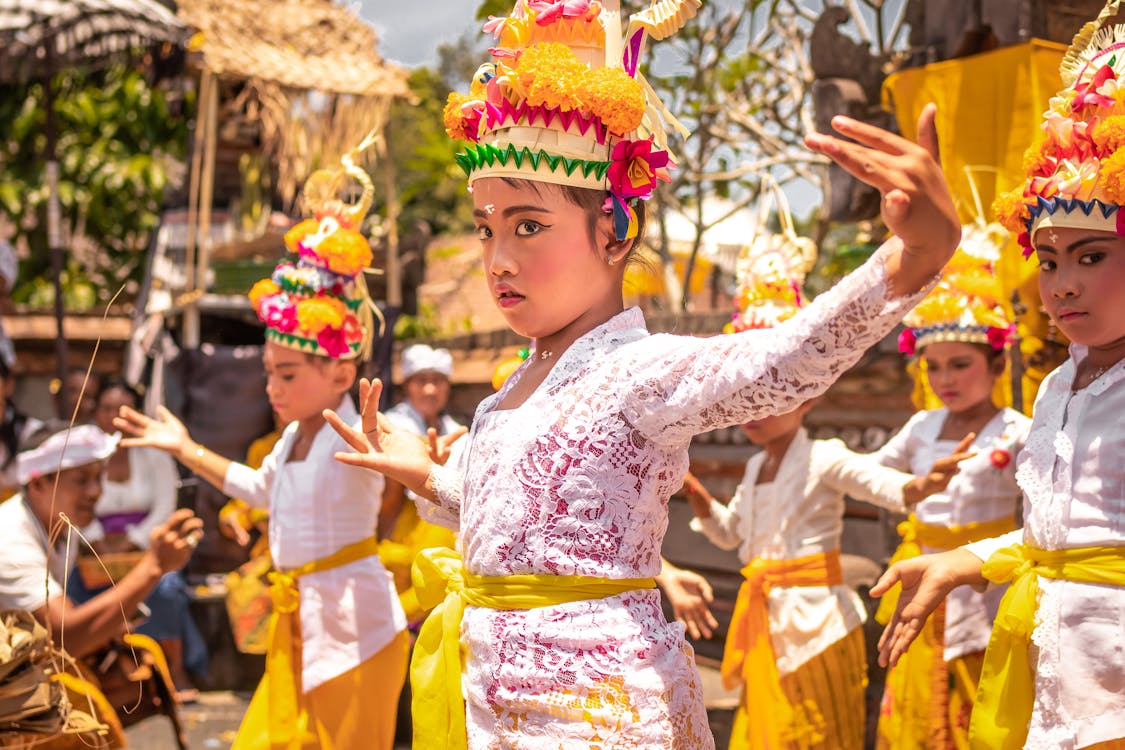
[185,71,219,348]
[182,70,211,348]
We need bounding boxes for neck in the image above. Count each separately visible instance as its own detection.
[763,428,800,462]
[947,397,999,423]
[1085,333,1125,373]
[534,297,626,361]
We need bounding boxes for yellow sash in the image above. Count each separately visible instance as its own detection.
[875,514,1017,625]
[410,546,655,750]
[263,535,379,747]
[969,544,1125,750]
[720,549,843,750]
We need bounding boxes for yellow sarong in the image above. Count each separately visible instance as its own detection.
[875,514,1017,625]
[720,550,843,750]
[409,547,655,750]
[235,535,380,749]
[969,544,1125,750]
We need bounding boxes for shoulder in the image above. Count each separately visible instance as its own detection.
[1000,407,1031,430]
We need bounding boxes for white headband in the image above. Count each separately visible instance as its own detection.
[16,425,119,486]
[401,344,453,380]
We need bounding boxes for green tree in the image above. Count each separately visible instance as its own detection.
[0,66,189,310]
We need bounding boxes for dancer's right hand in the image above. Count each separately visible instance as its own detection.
[902,432,977,505]
[115,405,190,455]
[324,378,435,494]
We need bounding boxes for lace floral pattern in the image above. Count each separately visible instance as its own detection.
[423,249,931,748]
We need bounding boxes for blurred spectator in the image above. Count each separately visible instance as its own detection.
[52,367,102,425]
[0,239,17,370]
[0,356,43,502]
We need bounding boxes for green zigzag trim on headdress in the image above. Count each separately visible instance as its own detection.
[265,329,361,357]
[455,143,610,182]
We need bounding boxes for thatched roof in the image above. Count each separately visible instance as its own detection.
[176,0,409,98]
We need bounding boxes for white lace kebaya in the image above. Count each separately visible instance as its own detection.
[419,246,933,749]
[964,347,1125,750]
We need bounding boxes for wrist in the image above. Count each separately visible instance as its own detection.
[133,552,165,582]
[181,441,205,473]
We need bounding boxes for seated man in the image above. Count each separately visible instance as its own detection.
[0,424,202,747]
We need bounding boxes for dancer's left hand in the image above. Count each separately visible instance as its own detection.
[657,562,718,640]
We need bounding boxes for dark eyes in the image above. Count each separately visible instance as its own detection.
[515,220,542,236]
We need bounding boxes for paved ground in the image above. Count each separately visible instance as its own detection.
[123,664,740,749]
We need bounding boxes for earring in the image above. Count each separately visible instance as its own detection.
[607,256,617,266]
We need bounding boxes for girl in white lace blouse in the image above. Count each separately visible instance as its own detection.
[872,6,1125,748]
[324,4,960,748]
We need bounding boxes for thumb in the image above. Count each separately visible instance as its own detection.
[883,190,910,224]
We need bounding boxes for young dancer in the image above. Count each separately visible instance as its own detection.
[683,237,973,749]
[874,4,1125,747]
[873,223,1031,749]
[325,1,961,747]
[116,149,408,749]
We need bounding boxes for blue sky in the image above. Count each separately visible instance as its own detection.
[362,1,478,68]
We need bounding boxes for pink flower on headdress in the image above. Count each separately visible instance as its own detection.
[608,138,670,200]
[1072,64,1119,113]
[264,304,298,334]
[989,448,1012,469]
[898,328,916,356]
[986,324,1015,351]
[317,327,350,359]
[528,0,594,25]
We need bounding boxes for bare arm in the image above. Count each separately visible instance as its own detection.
[37,509,202,658]
[114,405,234,495]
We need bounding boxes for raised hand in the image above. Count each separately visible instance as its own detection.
[114,405,191,455]
[870,548,986,667]
[903,432,977,506]
[804,103,960,284]
[323,378,434,494]
[428,425,469,466]
[148,508,205,573]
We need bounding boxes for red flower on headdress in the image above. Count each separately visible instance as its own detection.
[608,138,670,200]
[897,328,917,356]
[264,304,298,334]
[986,324,1015,351]
[317,327,350,359]
[1072,64,1118,113]
[989,448,1011,469]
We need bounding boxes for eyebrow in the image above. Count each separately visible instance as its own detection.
[473,205,554,219]
[1037,236,1113,254]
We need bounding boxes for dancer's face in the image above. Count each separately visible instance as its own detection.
[922,342,1000,414]
[1034,226,1125,348]
[262,342,353,424]
[473,177,626,342]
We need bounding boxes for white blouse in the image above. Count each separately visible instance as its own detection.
[873,407,1029,660]
[83,446,179,550]
[223,396,406,692]
[419,247,932,749]
[964,347,1125,749]
[691,428,909,675]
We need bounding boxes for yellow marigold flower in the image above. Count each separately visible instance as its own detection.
[991,188,1030,233]
[1099,149,1125,204]
[1021,140,1055,176]
[583,67,646,135]
[316,229,373,276]
[296,297,347,335]
[443,92,471,141]
[1092,115,1125,155]
[284,219,320,254]
[516,43,586,111]
[248,279,279,308]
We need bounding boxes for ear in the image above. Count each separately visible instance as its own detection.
[595,212,632,266]
[333,360,358,394]
[990,353,1007,377]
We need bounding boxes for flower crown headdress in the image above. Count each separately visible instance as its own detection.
[248,133,383,360]
[994,0,1125,255]
[898,221,1014,356]
[444,0,701,241]
[726,175,818,333]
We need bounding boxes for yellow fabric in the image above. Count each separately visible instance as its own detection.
[232,629,409,750]
[377,501,457,622]
[719,550,843,750]
[969,544,1125,750]
[877,603,982,750]
[883,41,1067,412]
[875,514,1017,625]
[729,625,867,750]
[252,535,380,748]
[409,546,655,750]
[50,670,123,750]
[220,430,282,531]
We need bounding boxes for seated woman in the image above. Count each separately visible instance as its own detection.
[69,380,207,702]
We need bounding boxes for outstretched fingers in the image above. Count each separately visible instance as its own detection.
[915,103,941,165]
[323,408,374,454]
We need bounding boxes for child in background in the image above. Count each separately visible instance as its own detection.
[116,145,408,750]
[873,222,1031,749]
[682,235,972,749]
[324,0,961,746]
[874,5,1125,747]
